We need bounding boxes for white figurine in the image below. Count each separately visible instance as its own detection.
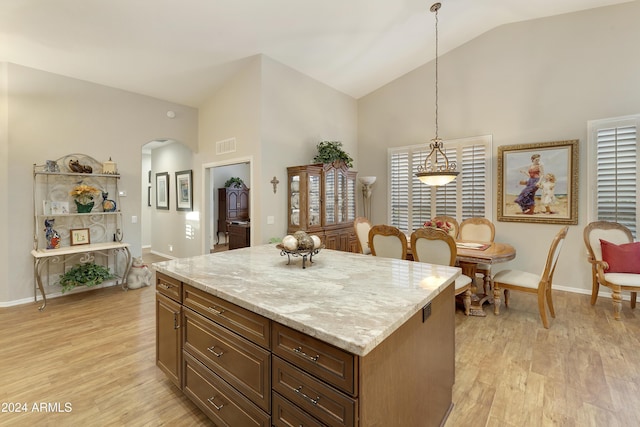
[127,257,152,289]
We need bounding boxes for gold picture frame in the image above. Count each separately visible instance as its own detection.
[497,139,579,224]
[70,228,91,246]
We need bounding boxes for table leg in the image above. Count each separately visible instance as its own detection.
[458,261,492,317]
[34,258,48,311]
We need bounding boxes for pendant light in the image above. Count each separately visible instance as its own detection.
[415,2,458,186]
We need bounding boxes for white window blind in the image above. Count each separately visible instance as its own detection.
[588,115,639,237]
[388,135,492,233]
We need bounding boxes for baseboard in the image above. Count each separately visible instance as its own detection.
[0,281,122,308]
[150,250,176,259]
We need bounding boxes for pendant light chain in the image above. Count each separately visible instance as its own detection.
[434,3,439,141]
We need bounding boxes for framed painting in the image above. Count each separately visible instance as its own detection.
[175,169,193,211]
[497,139,578,224]
[70,228,91,246]
[156,172,169,210]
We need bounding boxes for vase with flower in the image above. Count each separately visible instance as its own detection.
[423,218,453,234]
[70,184,101,213]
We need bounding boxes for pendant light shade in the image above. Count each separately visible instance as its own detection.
[415,2,458,186]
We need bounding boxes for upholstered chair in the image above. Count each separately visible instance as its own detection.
[411,227,472,315]
[368,224,408,260]
[353,217,373,255]
[492,226,568,328]
[583,221,640,320]
[459,217,496,292]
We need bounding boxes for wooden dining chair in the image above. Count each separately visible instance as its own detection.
[432,215,459,239]
[368,224,407,260]
[583,221,640,320]
[459,217,496,292]
[353,216,373,255]
[492,226,568,328]
[411,227,472,315]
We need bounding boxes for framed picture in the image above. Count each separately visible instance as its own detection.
[175,170,193,211]
[70,228,91,246]
[497,139,579,224]
[156,172,170,210]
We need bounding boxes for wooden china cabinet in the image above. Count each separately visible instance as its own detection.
[217,184,249,244]
[287,162,358,252]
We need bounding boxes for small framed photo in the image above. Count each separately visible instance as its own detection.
[497,139,579,224]
[70,228,91,246]
[156,172,169,210]
[175,170,193,211]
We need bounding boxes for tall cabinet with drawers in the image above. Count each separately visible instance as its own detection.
[287,162,358,252]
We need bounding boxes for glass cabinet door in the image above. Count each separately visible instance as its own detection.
[308,173,321,227]
[337,169,346,222]
[324,169,335,225]
[347,173,356,222]
[290,175,300,227]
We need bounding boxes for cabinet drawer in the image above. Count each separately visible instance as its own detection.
[273,356,356,427]
[184,352,270,427]
[183,308,271,412]
[272,392,324,427]
[156,273,181,302]
[272,322,357,396]
[183,284,270,349]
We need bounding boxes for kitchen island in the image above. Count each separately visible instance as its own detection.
[154,244,460,427]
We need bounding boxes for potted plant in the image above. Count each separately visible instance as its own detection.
[313,141,353,168]
[70,184,101,213]
[57,262,115,293]
[224,177,245,188]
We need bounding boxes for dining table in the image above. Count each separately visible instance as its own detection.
[407,237,517,317]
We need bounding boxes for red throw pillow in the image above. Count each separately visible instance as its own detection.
[599,239,640,274]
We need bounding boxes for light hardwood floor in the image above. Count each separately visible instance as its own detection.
[1,268,638,426]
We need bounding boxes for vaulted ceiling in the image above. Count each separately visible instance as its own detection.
[0,0,632,107]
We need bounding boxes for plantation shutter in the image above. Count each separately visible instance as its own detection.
[388,135,491,233]
[390,152,410,231]
[461,144,487,220]
[596,124,637,235]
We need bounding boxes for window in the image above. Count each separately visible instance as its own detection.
[388,135,492,233]
[588,114,640,237]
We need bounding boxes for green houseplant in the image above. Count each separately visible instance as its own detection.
[313,141,353,168]
[57,263,115,293]
[224,177,245,188]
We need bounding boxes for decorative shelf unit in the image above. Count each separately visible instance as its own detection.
[31,153,131,310]
[216,185,250,244]
[287,162,358,252]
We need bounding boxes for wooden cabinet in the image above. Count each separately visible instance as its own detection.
[217,186,249,244]
[228,223,250,250]
[156,274,182,388]
[287,162,357,252]
[156,272,454,427]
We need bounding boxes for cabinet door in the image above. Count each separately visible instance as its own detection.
[156,293,182,388]
[307,171,321,228]
[324,169,336,225]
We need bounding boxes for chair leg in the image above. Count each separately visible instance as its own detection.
[546,285,555,319]
[631,292,637,310]
[538,289,550,329]
[504,289,510,307]
[590,271,599,306]
[463,290,471,316]
[612,289,622,320]
[493,285,501,315]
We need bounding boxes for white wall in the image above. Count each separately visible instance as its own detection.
[2,63,198,305]
[0,62,8,303]
[141,152,152,247]
[358,1,640,294]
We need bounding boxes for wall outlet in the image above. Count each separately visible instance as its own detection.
[131,215,138,223]
[267,215,275,225]
[168,244,173,252]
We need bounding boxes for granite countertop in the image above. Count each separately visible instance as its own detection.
[153,244,460,356]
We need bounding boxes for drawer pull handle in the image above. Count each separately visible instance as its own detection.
[293,346,319,363]
[294,386,320,405]
[207,306,226,316]
[158,283,173,290]
[173,312,179,330]
[207,396,224,411]
[207,345,224,357]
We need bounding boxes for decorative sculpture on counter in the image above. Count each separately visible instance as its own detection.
[44,219,61,249]
[126,257,152,289]
[101,191,117,212]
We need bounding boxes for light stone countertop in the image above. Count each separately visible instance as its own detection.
[153,244,460,356]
